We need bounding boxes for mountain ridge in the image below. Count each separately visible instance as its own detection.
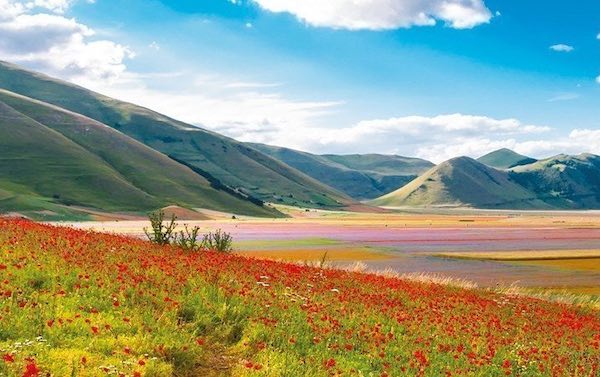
[0,88,281,219]
[249,143,433,199]
[478,148,537,169]
[371,153,600,209]
[370,156,549,209]
[0,61,356,210]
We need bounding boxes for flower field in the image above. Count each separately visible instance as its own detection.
[0,219,598,376]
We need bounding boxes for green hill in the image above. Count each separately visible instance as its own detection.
[249,144,433,199]
[0,61,354,210]
[0,90,279,219]
[370,157,548,209]
[477,148,537,169]
[509,154,600,208]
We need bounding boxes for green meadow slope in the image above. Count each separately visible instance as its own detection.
[478,148,537,169]
[249,143,433,199]
[0,61,354,210]
[510,154,600,208]
[0,90,279,218]
[370,157,548,209]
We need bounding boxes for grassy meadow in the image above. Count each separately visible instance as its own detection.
[0,218,599,377]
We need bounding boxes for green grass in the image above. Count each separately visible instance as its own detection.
[1,220,598,376]
[0,90,279,218]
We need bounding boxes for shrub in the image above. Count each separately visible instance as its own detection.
[174,224,202,252]
[201,229,233,253]
[144,211,233,252]
[144,210,177,245]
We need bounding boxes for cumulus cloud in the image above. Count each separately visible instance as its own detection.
[0,0,133,82]
[257,114,552,162]
[251,0,492,30]
[549,44,574,52]
[596,75,600,85]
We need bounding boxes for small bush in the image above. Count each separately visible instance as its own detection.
[144,211,233,253]
[201,229,233,253]
[174,224,202,252]
[144,210,177,245]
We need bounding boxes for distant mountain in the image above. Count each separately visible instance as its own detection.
[370,157,549,209]
[477,148,537,169]
[249,144,433,199]
[0,89,279,219]
[510,154,600,208]
[0,61,355,210]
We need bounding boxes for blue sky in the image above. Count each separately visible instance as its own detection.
[1,0,599,161]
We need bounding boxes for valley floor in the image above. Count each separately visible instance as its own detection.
[59,206,600,298]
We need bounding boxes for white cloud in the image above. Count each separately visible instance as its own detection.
[0,0,133,82]
[597,32,600,40]
[515,130,600,158]
[547,92,580,102]
[263,114,552,162]
[251,0,492,30]
[549,44,574,52]
[596,75,600,85]
[25,0,73,13]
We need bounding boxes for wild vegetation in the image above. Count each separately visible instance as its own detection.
[144,210,233,252]
[0,219,598,376]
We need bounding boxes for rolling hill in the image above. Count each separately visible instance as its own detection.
[0,89,280,219]
[370,157,549,209]
[249,143,433,199]
[0,61,355,210]
[509,154,600,208]
[478,148,537,169]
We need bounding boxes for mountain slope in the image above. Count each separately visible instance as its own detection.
[0,90,278,217]
[0,61,354,209]
[249,143,433,199]
[478,148,537,169]
[370,157,547,209]
[323,153,434,197]
[510,154,600,208]
[322,154,433,176]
